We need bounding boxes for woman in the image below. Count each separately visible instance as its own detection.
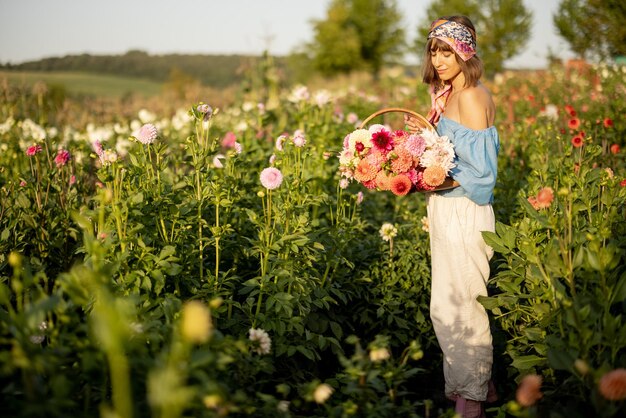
[406,15,499,418]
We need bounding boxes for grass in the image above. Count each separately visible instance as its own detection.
[0,70,164,98]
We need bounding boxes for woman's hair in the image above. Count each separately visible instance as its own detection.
[422,15,483,88]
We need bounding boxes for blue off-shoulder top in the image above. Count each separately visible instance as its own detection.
[434,117,500,205]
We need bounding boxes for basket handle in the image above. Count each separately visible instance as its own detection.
[359,107,433,130]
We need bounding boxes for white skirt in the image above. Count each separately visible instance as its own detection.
[426,193,495,401]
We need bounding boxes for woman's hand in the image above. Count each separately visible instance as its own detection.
[404,115,422,134]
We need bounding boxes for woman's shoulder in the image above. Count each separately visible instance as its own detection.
[457,83,495,129]
[458,83,493,107]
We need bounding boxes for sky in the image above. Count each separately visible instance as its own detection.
[0,0,574,69]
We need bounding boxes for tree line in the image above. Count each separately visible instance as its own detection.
[0,50,280,88]
[3,0,623,87]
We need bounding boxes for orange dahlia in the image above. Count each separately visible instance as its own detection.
[389,174,412,196]
[599,368,626,401]
[354,159,377,182]
[422,166,446,187]
[535,187,554,209]
[391,148,414,173]
[375,171,392,190]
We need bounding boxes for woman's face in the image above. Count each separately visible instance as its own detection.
[430,49,462,82]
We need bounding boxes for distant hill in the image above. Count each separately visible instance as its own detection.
[0,50,283,88]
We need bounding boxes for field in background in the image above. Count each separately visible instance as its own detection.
[0,70,164,98]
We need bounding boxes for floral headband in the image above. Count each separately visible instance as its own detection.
[427,19,476,61]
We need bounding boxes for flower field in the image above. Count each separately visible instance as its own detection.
[1,63,625,418]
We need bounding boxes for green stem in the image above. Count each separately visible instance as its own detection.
[198,202,203,282]
[214,200,220,290]
[109,350,133,418]
[155,147,162,195]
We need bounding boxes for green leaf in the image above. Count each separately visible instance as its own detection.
[585,248,602,271]
[520,197,550,227]
[532,303,551,316]
[497,279,520,294]
[511,355,545,370]
[330,321,343,339]
[547,348,576,371]
[296,345,316,360]
[501,223,517,251]
[611,272,626,304]
[523,327,544,341]
[482,231,509,254]
[477,295,500,310]
[130,192,144,204]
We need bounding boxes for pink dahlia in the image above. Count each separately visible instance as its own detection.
[362,179,377,189]
[292,130,306,147]
[516,374,543,407]
[405,134,426,157]
[54,149,71,167]
[260,167,283,190]
[371,129,394,152]
[213,154,225,168]
[275,135,287,151]
[26,144,42,156]
[197,103,213,121]
[136,123,158,145]
[365,150,385,171]
[342,133,351,149]
[221,131,237,148]
[406,168,418,185]
[92,140,104,156]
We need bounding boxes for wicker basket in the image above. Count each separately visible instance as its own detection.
[359,107,432,130]
[359,107,460,192]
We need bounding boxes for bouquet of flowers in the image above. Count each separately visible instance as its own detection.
[338,112,456,196]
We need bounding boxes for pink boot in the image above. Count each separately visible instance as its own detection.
[455,397,486,418]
